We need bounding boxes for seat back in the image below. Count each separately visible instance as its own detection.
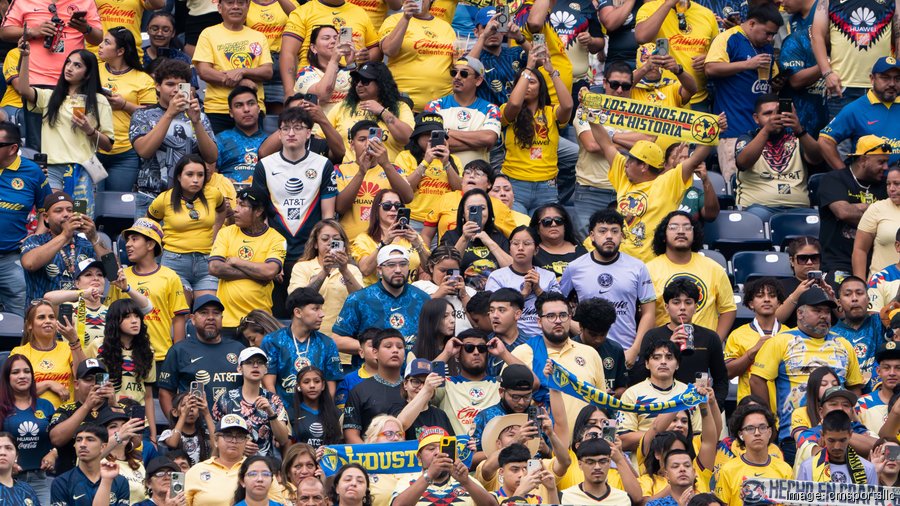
[731,251,793,285]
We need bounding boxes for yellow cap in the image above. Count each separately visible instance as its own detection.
[628,140,665,169]
[853,135,893,156]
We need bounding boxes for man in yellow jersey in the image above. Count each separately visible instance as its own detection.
[633,42,697,108]
[634,0,719,111]
[108,218,189,365]
[558,439,631,505]
[193,0,273,133]
[585,112,717,262]
[644,211,736,339]
[208,187,287,334]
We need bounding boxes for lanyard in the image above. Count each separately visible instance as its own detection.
[750,318,780,337]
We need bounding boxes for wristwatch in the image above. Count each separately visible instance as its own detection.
[422,470,434,485]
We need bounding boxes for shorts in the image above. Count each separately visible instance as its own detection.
[263,51,285,104]
[184,11,222,46]
[161,250,218,292]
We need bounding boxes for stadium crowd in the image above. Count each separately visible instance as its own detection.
[0,0,898,503]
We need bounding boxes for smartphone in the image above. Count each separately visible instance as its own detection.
[526,405,539,425]
[368,127,384,143]
[887,445,900,461]
[430,130,446,147]
[177,82,191,104]
[496,5,510,33]
[302,93,319,105]
[95,372,110,386]
[170,472,185,497]
[778,98,792,114]
[440,436,456,461]
[533,33,545,48]
[807,270,823,282]
[396,207,411,229]
[447,268,460,281]
[527,459,542,474]
[73,199,88,215]
[432,360,447,377]
[189,381,203,398]
[129,404,145,421]
[655,38,669,56]
[330,239,344,252]
[339,26,353,45]
[101,252,119,282]
[695,371,709,388]
[467,205,483,229]
[601,426,617,443]
[57,304,74,325]
[72,10,87,21]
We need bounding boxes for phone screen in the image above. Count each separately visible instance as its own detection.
[73,199,88,215]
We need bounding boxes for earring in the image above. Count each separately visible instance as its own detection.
[498,474,504,486]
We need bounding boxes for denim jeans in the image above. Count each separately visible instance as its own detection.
[134,192,155,220]
[20,470,51,506]
[48,163,95,217]
[0,252,26,315]
[557,135,579,206]
[97,149,140,191]
[743,204,800,224]
[161,250,218,292]
[508,176,559,216]
[2,106,23,140]
[571,184,617,237]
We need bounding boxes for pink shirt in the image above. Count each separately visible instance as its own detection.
[3,0,101,86]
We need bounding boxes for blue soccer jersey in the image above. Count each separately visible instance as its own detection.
[332,282,430,355]
[261,327,343,414]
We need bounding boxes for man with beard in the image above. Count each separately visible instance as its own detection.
[645,211,736,340]
[342,329,407,443]
[561,209,656,365]
[572,298,628,397]
[797,410,878,484]
[820,58,900,169]
[332,246,430,356]
[733,94,823,222]
[510,292,606,429]
[832,276,887,390]
[430,329,501,434]
[157,295,245,416]
[751,286,864,464]
[862,341,900,436]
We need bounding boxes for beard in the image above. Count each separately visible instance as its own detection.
[591,240,619,259]
[460,361,486,377]
[543,330,568,344]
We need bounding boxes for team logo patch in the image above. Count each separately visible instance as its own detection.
[691,115,719,144]
[227,353,238,364]
[285,177,304,195]
[665,273,709,310]
[10,178,23,190]
[468,387,486,403]
[238,245,253,260]
[457,110,471,122]
[603,357,614,370]
[39,359,53,371]
[854,343,868,360]
[249,42,262,57]
[35,410,45,419]
[305,169,318,180]
[200,471,211,482]
[575,357,586,366]
[598,273,613,288]
[195,370,210,384]
[389,313,405,329]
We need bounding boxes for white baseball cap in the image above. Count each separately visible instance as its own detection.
[377,245,410,266]
[238,347,267,364]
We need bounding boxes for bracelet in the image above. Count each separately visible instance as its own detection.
[69,341,81,349]
[549,69,560,78]
[114,432,122,445]
[123,284,132,293]
[675,65,684,76]
[422,470,434,484]
[822,70,834,80]
[378,108,386,119]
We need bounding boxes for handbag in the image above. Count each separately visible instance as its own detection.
[80,124,108,183]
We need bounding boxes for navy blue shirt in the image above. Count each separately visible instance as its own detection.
[0,480,39,506]
[0,156,51,253]
[216,128,268,185]
[2,398,54,472]
[780,30,828,136]
[21,233,97,305]
[476,46,527,106]
[50,466,130,506]
[157,338,245,411]
[260,327,343,415]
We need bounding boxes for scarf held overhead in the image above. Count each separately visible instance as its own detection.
[547,360,707,413]
[319,435,474,477]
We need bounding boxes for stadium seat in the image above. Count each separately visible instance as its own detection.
[769,212,820,250]
[732,292,755,329]
[0,313,23,351]
[699,248,728,272]
[94,191,137,239]
[702,211,771,259]
[694,170,734,209]
[808,173,826,207]
[731,251,793,286]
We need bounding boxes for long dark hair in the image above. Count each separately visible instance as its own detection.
[345,62,402,117]
[511,69,550,149]
[112,398,146,471]
[308,25,338,69]
[106,26,144,73]
[233,455,278,504]
[530,203,580,245]
[293,366,341,445]
[571,404,608,452]
[99,299,154,388]
[412,298,454,362]
[453,188,499,235]
[646,431,694,477]
[329,463,373,506]
[805,365,838,428]
[145,11,184,50]
[367,189,404,243]
[301,219,353,262]
[168,392,212,464]
[407,130,459,173]
[0,355,38,426]
[651,210,703,256]
[46,50,103,129]
[169,154,209,213]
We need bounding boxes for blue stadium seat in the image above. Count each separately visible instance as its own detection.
[0,351,9,371]
[732,292,755,329]
[94,192,137,239]
[808,173,827,207]
[0,313,23,351]
[769,212,820,250]
[699,248,728,272]
[702,211,771,259]
[731,251,793,286]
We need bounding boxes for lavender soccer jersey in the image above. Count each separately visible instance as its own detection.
[485,266,561,336]
[560,251,656,348]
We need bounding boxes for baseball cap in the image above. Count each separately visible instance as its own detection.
[475,6,498,28]
[123,218,164,250]
[377,245,410,266]
[852,135,893,157]
[455,56,485,77]
[350,62,380,81]
[43,191,73,212]
[238,347,268,364]
[218,413,250,433]
[407,358,433,376]
[74,258,104,279]
[872,56,900,75]
[145,457,180,476]
[77,358,107,379]
[500,364,534,390]
[192,294,225,313]
[628,140,664,169]
[411,112,445,139]
[236,187,268,208]
[796,286,837,308]
[96,405,130,426]
[417,426,450,451]
[876,340,900,362]
[820,386,858,405]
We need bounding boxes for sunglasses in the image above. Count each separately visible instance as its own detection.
[607,80,632,91]
[0,141,18,148]
[450,69,473,79]
[380,201,402,210]
[794,253,820,264]
[354,76,375,86]
[864,143,893,156]
[184,200,200,220]
[463,344,488,354]
[540,216,565,227]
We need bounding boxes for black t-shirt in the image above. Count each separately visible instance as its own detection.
[441,229,510,290]
[631,324,729,407]
[395,405,456,440]
[818,169,886,272]
[535,245,588,280]
[595,0,642,64]
[47,401,102,474]
[293,404,327,448]
[342,377,405,434]
[157,338,245,412]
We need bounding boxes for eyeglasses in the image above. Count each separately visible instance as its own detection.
[148,25,173,34]
[794,253,820,264]
[354,76,375,86]
[510,241,535,248]
[864,143,893,156]
[406,376,424,386]
[379,430,403,439]
[381,261,409,269]
[380,201,402,210]
[246,470,273,479]
[218,433,248,442]
[450,69,473,79]
[506,392,532,402]
[541,312,570,322]
[184,200,200,220]
[463,344,488,354]
[540,216,565,227]
[280,124,310,133]
[666,223,693,232]
[463,167,487,176]
[243,359,267,367]
[740,424,771,434]
[607,80,632,91]
[581,457,611,467]
[152,471,173,478]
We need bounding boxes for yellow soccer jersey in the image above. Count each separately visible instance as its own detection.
[423,191,518,242]
[867,264,900,313]
[645,252,736,329]
[608,153,691,262]
[192,24,273,114]
[284,0,379,67]
[559,483,631,505]
[856,390,890,437]
[10,342,73,409]
[500,104,561,183]
[618,379,703,436]
[246,0,300,52]
[148,186,225,255]
[712,438,783,486]
[185,458,243,505]
[378,14,455,111]
[723,322,781,411]
[107,265,190,362]
[714,455,792,506]
[89,0,150,59]
[87,342,157,405]
[429,0,457,24]
[394,150,462,222]
[631,81,685,108]
[209,224,287,327]
[328,102,416,162]
[335,160,407,238]
[0,49,21,108]
[99,66,155,155]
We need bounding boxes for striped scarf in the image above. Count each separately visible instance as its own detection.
[811,447,868,485]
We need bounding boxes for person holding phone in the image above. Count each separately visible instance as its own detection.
[632,40,698,107]
[134,457,185,506]
[394,359,455,440]
[295,26,356,117]
[441,188,512,290]
[775,236,835,328]
[97,405,150,503]
[412,246,475,333]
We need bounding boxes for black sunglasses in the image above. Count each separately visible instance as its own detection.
[380,201,402,210]
[864,143,893,156]
[0,141,18,148]
[607,80,632,91]
[794,253,820,264]
[450,69,473,79]
[354,76,375,85]
[463,344,488,354]
[540,216,565,227]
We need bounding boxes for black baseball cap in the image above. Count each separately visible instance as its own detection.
[796,286,837,308]
[500,364,534,391]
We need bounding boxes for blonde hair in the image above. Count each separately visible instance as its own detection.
[363,415,404,443]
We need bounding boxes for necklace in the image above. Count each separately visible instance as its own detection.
[292,332,312,371]
[374,374,403,387]
[849,166,872,200]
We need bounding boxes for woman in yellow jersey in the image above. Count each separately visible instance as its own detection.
[350,189,429,285]
[295,26,355,116]
[289,219,364,366]
[790,366,840,443]
[854,166,900,279]
[281,443,322,503]
[440,188,512,290]
[327,62,415,162]
[397,112,462,229]
[97,27,155,192]
[148,154,226,304]
[530,204,587,280]
[11,301,86,409]
[237,310,284,347]
[500,46,573,215]
[363,415,410,506]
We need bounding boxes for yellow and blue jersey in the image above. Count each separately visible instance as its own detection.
[821,91,900,166]
[0,156,50,253]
